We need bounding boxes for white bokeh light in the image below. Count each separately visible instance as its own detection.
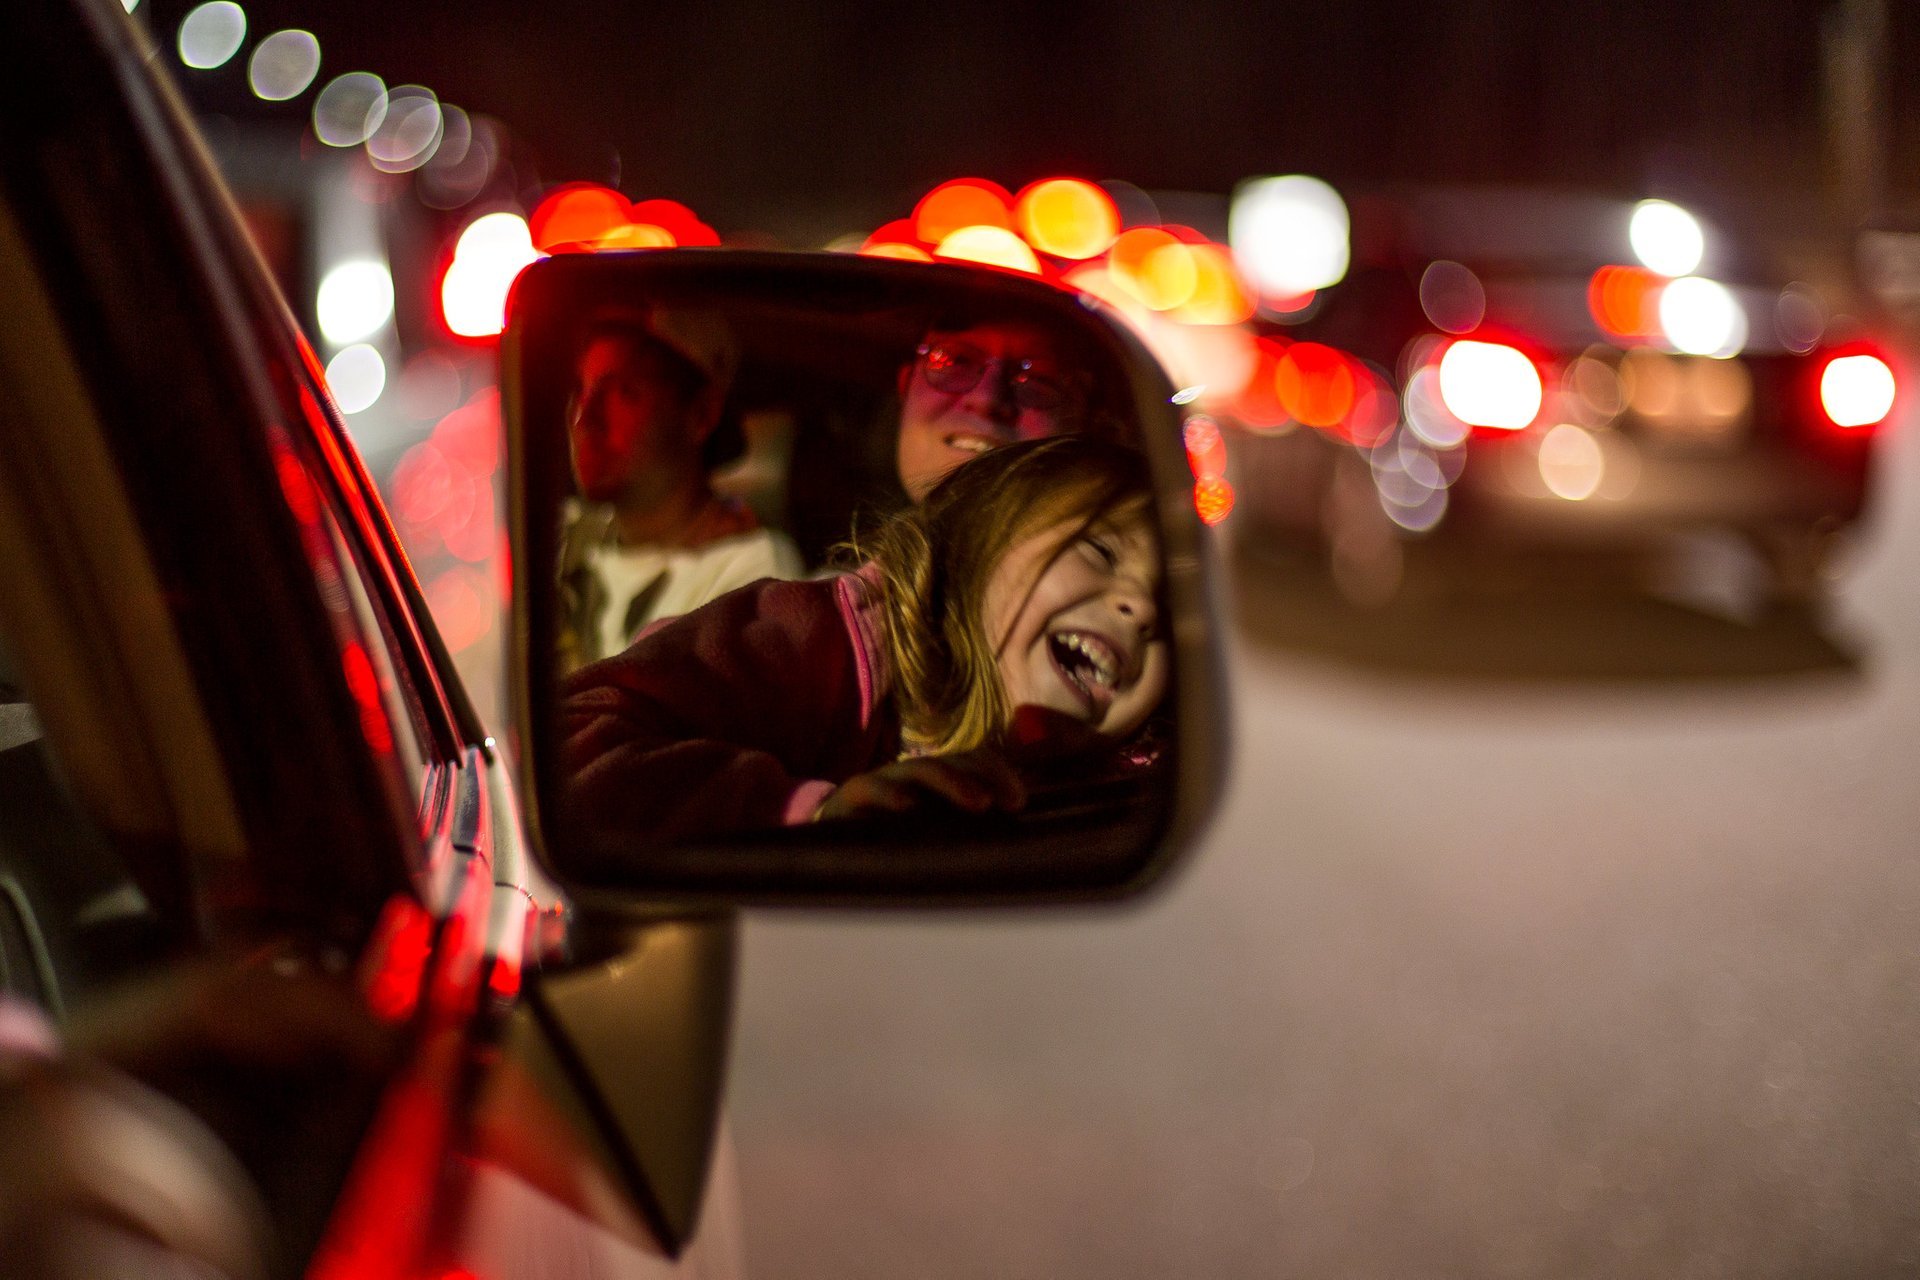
[367,86,444,173]
[312,72,388,147]
[178,2,247,70]
[1538,424,1605,501]
[1229,175,1350,299]
[1629,199,1704,277]
[325,344,386,414]
[248,29,321,101]
[1436,341,1543,430]
[1820,355,1896,428]
[316,260,395,346]
[1659,276,1748,358]
[440,213,540,338]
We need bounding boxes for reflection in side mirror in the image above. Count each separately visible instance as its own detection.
[505,251,1224,905]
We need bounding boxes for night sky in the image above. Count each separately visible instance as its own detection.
[152,0,1913,242]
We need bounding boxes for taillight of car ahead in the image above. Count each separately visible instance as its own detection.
[1435,339,1544,431]
[1817,350,1897,433]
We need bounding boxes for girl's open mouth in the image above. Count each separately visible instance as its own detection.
[1046,629,1123,718]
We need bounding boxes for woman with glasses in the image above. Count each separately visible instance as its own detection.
[894,320,1097,501]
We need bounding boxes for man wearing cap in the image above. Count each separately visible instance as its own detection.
[558,308,802,673]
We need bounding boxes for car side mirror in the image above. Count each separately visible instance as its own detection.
[503,250,1225,906]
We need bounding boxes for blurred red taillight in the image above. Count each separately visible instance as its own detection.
[1819,353,1896,429]
[1436,340,1544,430]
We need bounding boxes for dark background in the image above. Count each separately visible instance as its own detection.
[155,0,1919,243]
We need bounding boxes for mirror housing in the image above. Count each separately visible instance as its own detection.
[504,250,1225,907]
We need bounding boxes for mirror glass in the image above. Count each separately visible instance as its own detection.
[509,253,1213,900]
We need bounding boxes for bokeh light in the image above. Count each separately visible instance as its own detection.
[1538,424,1604,500]
[1274,342,1355,429]
[1566,352,1625,423]
[1193,477,1235,526]
[325,343,386,414]
[1109,228,1192,310]
[366,86,443,173]
[1820,354,1896,428]
[1588,265,1664,340]
[1172,244,1255,325]
[1419,261,1486,334]
[440,212,539,339]
[630,198,719,247]
[860,243,934,262]
[1233,338,1294,431]
[1436,340,1542,429]
[425,567,494,651]
[530,184,630,251]
[1658,276,1747,357]
[418,110,496,210]
[1015,178,1119,260]
[1229,174,1350,299]
[1629,199,1704,277]
[313,72,388,147]
[1774,285,1826,354]
[178,2,247,70]
[1621,349,1681,419]
[247,29,320,101]
[913,179,1014,244]
[1402,366,1470,449]
[316,259,395,346]
[933,225,1041,274]
[1183,415,1228,480]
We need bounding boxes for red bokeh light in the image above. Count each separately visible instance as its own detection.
[913,178,1015,244]
[1233,337,1295,430]
[530,183,629,252]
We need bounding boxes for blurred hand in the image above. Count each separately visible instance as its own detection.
[815,749,1026,823]
[0,956,403,1279]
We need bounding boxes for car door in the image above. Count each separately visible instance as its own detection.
[0,0,539,1270]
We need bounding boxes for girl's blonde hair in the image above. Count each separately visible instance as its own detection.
[853,437,1155,756]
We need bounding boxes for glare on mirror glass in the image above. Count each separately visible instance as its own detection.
[545,296,1171,847]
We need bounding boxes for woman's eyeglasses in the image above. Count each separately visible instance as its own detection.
[916,341,1083,416]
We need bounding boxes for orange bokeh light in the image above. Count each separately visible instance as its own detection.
[934,225,1042,275]
[1274,341,1356,428]
[1172,243,1255,325]
[1194,476,1236,526]
[1015,177,1119,260]
[1109,228,1196,310]
[1588,264,1664,339]
[914,179,1015,244]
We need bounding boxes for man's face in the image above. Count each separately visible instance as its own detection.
[567,333,706,506]
[896,322,1084,502]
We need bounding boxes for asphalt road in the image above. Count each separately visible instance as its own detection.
[728,376,1920,1277]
